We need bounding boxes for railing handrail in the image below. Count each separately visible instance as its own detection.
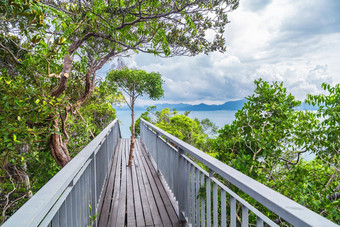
[3,119,121,227]
[141,119,338,227]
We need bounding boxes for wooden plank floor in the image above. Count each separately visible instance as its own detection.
[97,139,182,227]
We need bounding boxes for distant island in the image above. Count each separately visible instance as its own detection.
[115,99,318,111]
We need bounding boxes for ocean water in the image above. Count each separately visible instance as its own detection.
[115,110,237,138]
[116,109,315,160]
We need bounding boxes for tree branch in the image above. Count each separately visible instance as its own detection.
[280,150,307,169]
[60,107,69,144]
[0,42,22,65]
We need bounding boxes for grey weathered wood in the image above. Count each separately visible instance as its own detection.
[97,138,180,227]
[135,141,162,226]
[115,140,127,227]
[131,153,144,227]
[126,140,136,227]
[108,141,123,226]
[141,139,181,219]
[98,142,121,227]
[127,165,136,227]
[143,147,180,227]
[134,142,154,226]
[139,140,176,226]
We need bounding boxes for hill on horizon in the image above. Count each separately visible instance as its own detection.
[115,99,319,111]
[117,99,247,111]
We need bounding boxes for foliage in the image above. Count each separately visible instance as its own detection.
[1,0,240,220]
[307,83,340,170]
[88,202,98,227]
[0,72,59,223]
[213,79,305,178]
[268,159,339,222]
[211,80,339,223]
[135,107,217,151]
[1,0,239,166]
[107,68,164,104]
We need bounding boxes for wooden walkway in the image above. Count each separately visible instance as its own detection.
[97,139,181,227]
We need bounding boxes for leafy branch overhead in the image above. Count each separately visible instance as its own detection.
[1,0,239,169]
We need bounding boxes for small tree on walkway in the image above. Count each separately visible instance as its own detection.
[107,68,164,166]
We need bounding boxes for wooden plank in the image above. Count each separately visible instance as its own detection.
[108,140,123,226]
[139,141,180,227]
[131,145,147,226]
[115,139,128,227]
[98,141,121,227]
[133,143,153,226]
[142,140,180,218]
[135,141,162,226]
[127,141,136,227]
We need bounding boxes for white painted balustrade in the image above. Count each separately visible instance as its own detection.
[3,119,121,227]
[140,119,338,227]
[3,118,338,227]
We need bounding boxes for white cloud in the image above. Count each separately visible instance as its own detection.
[111,0,340,106]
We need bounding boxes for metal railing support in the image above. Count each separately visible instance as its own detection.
[3,119,121,227]
[140,119,339,227]
[155,131,160,173]
[177,148,186,221]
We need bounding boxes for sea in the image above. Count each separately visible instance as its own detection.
[116,109,315,160]
[115,110,237,138]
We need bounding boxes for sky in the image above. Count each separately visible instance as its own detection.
[100,0,340,106]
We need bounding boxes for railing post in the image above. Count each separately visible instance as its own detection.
[106,134,109,168]
[177,148,186,221]
[155,131,160,173]
[90,152,97,227]
[207,169,214,227]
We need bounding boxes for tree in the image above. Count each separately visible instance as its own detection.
[135,107,216,151]
[1,0,240,221]
[307,83,340,199]
[211,79,339,223]
[106,68,164,166]
[213,79,306,177]
[1,0,239,167]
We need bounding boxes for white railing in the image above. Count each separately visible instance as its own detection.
[3,119,121,227]
[140,119,338,227]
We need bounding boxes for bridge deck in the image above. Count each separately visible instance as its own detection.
[97,138,181,227]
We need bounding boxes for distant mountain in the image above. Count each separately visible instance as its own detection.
[116,99,319,111]
[118,99,247,111]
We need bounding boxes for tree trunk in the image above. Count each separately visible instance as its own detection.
[49,118,71,167]
[128,100,135,167]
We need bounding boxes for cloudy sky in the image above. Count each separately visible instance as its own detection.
[102,0,340,106]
